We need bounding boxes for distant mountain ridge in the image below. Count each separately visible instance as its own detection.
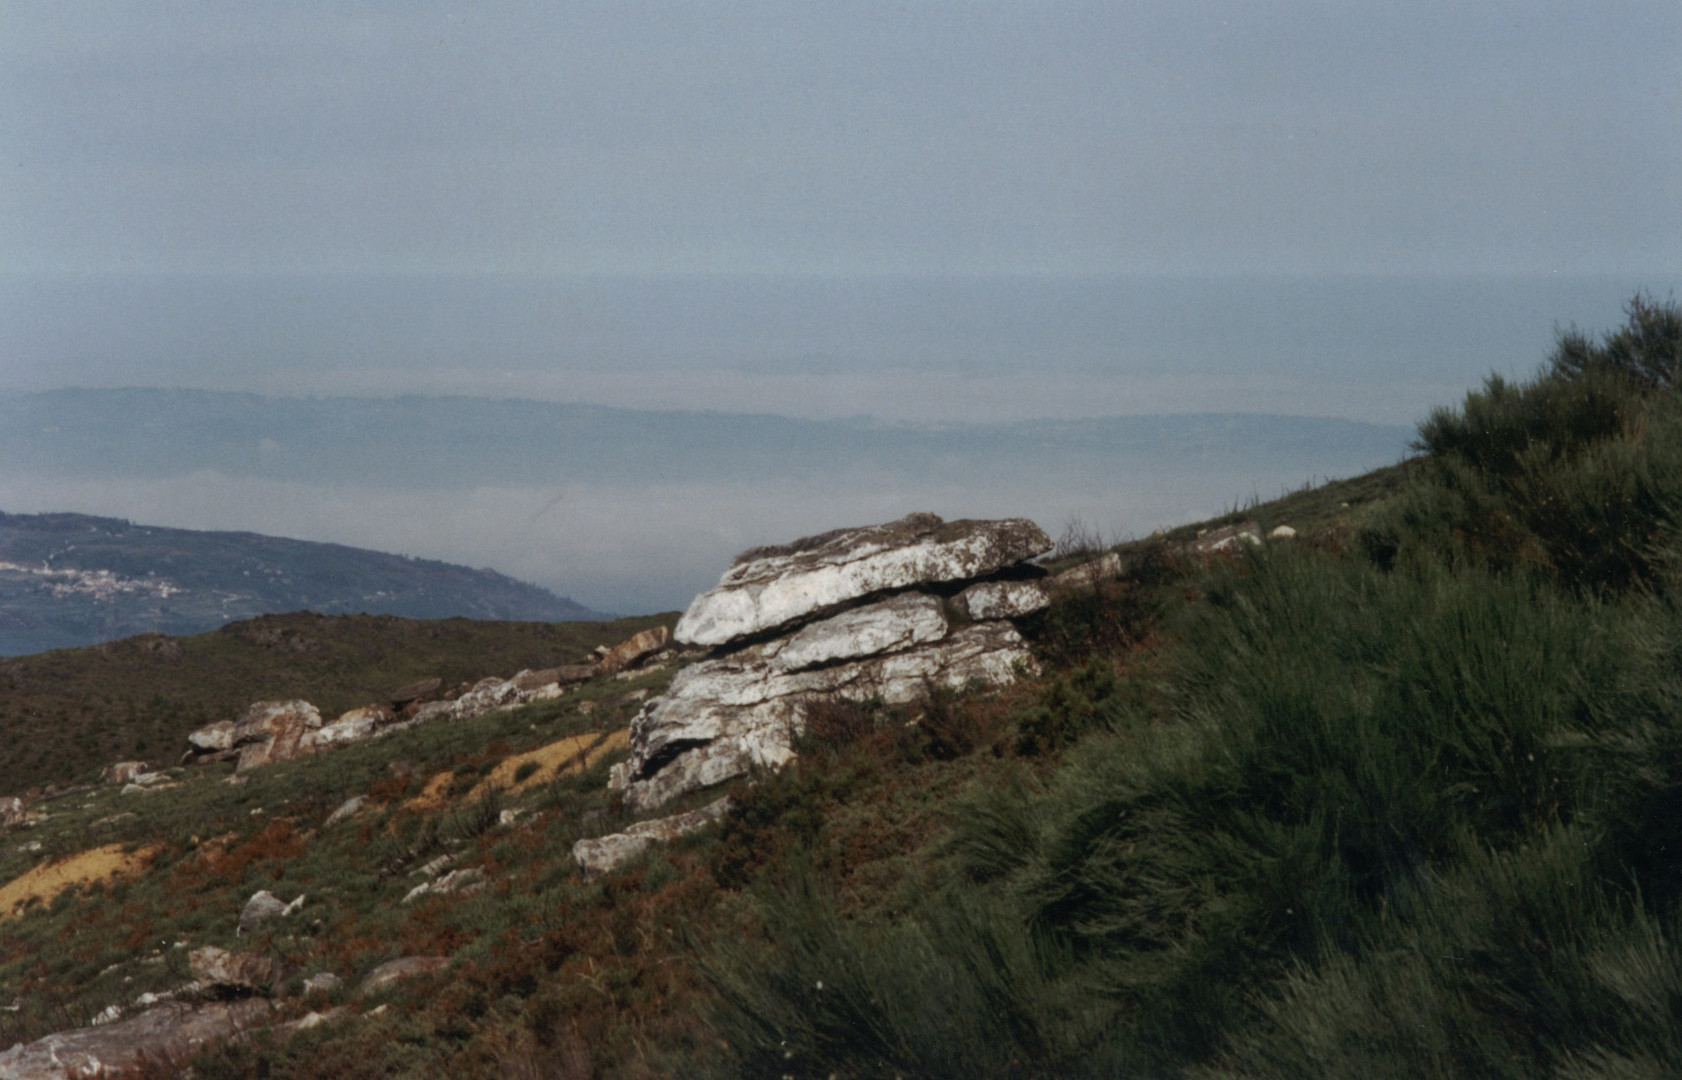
[0,511,605,655]
[0,388,1411,488]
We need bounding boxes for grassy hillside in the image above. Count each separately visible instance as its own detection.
[0,610,671,795]
[0,296,1678,1077]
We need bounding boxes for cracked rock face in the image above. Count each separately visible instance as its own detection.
[608,514,1049,818]
[673,512,1052,647]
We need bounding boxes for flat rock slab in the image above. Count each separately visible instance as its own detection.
[572,797,732,878]
[0,999,273,1080]
[357,955,450,998]
[674,513,1052,647]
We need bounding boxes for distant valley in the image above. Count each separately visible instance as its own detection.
[0,388,1415,614]
[0,511,604,655]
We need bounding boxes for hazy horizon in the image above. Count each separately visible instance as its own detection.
[3,3,1677,617]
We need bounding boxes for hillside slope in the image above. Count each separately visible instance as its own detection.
[0,511,605,655]
[0,609,669,795]
[0,298,1678,1078]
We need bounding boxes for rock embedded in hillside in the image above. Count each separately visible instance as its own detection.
[301,705,393,753]
[613,620,1036,812]
[101,761,151,786]
[237,890,293,936]
[189,946,290,994]
[674,512,1053,647]
[323,795,366,828]
[0,796,25,828]
[572,797,732,878]
[356,956,450,998]
[186,720,236,754]
[597,626,671,674]
[401,867,485,904]
[231,700,323,772]
[605,514,1049,816]
[0,999,273,1080]
[301,972,342,997]
[1051,552,1122,589]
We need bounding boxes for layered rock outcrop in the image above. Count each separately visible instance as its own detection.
[606,513,1052,817]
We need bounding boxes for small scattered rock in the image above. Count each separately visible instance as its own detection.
[101,762,152,786]
[1051,552,1122,588]
[301,972,343,997]
[1269,524,1298,539]
[0,796,25,828]
[323,795,366,828]
[1190,523,1263,556]
[237,890,299,936]
[356,956,450,998]
[402,867,485,904]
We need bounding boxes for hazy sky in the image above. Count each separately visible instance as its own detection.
[1,2,1678,612]
[4,1,1678,279]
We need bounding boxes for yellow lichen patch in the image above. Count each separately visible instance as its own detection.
[403,771,456,813]
[468,728,629,802]
[0,843,161,919]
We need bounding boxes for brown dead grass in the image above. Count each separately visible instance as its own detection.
[0,843,162,918]
[468,728,628,801]
[404,771,457,813]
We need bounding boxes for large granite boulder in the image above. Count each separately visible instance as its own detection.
[674,513,1052,647]
[605,514,1049,817]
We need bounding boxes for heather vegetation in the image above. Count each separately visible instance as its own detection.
[0,611,669,794]
[1,297,1679,1076]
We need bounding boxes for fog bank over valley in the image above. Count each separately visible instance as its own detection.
[0,390,1409,614]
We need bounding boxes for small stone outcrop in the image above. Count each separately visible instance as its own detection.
[237,889,303,936]
[100,761,151,786]
[228,701,323,772]
[356,956,450,998]
[597,626,671,674]
[572,798,732,878]
[607,514,1052,816]
[401,867,485,904]
[189,946,290,995]
[0,999,273,1079]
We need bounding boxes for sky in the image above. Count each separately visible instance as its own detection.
[0,2,1679,612]
[3,0,1678,280]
